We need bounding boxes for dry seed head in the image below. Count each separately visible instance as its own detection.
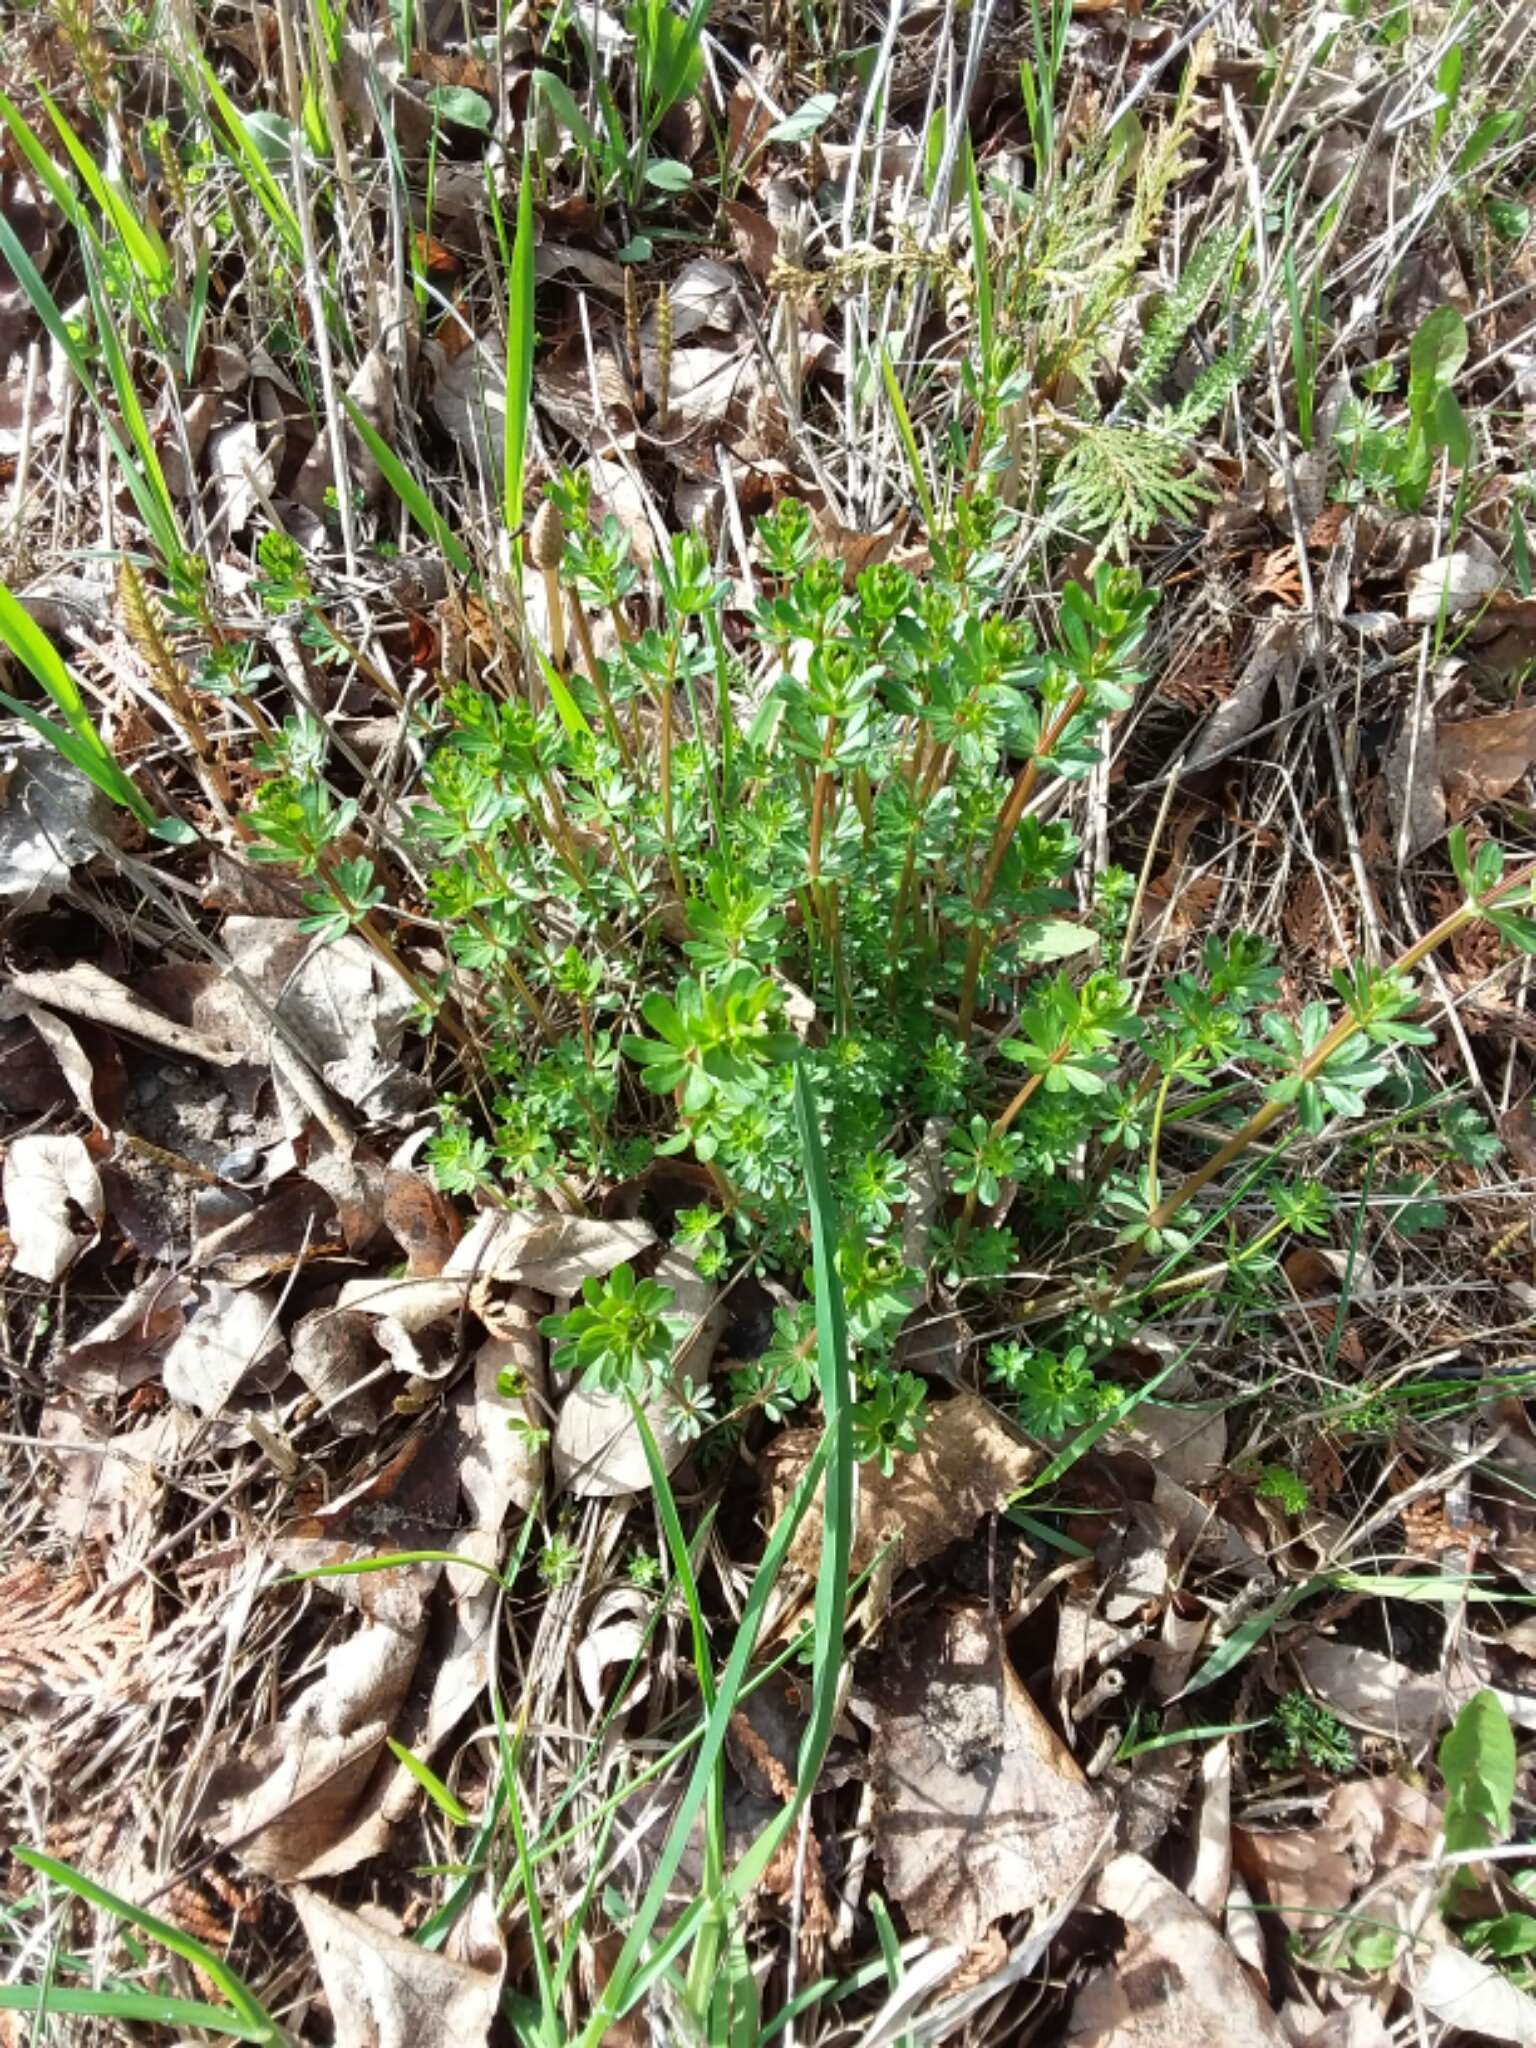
[529,498,566,572]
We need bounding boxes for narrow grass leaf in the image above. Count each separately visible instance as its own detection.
[13,1850,281,2042]
[342,399,476,580]
[0,1986,273,2039]
[1178,1579,1325,1698]
[386,1738,471,1825]
[504,147,536,536]
[42,92,172,293]
[881,348,937,533]
[0,213,181,563]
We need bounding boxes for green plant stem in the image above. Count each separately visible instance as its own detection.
[1143,1070,1175,1197]
[570,598,635,770]
[658,673,687,902]
[707,610,736,794]
[956,682,1088,1039]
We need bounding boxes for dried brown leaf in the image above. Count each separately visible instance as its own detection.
[203,1616,424,1880]
[1437,705,1536,821]
[11,962,249,1066]
[0,741,115,917]
[1071,1852,1290,2044]
[769,1392,1037,1574]
[868,1605,1107,1948]
[2,1133,103,1281]
[291,1308,386,1435]
[162,1279,285,1415]
[1289,1637,1444,1742]
[293,1885,502,2048]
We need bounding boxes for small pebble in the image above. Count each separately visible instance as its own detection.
[219,1147,263,1184]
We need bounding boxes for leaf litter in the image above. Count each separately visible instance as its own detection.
[6,0,1536,2040]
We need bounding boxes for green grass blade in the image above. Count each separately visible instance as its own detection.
[602,1062,855,2021]
[504,147,536,536]
[0,690,154,824]
[82,251,182,561]
[0,1984,273,2039]
[342,397,476,580]
[13,1851,282,2043]
[194,54,305,265]
[575,1430,835,2040]
[0,583,101,747]
[629,1402,727,2005]
[387,1738,471,1825]
[962,131,992,375]
[881,347,938,533]
[0,91,86,228]
[41,91,172,293]
[278,1546,503,1584]
[0,213,181,563]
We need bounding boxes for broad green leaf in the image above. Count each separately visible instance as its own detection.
[1458,108,1518,175]
[1440,1688,1516,1855]
[1018,919,1098,961]
[1432,385,1472,466]
[1408,306,1468,413]
[429,85,493,133]
[766,92,839,144]
[643,157,694,191]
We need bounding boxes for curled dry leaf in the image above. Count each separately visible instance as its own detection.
[458,1208,657,1301]
[459,1312,546,1530]
[576,1587,653,1713]
[161,1279,284,1416]
[56,1271,194,1396]
[293,1885,503,2048]
[223,916,429,1132]
[1408,1941,1536,2044]
[1184,616,1302,771]
[1405,550,1502,623]
[1235,1775,1439,1940]
[203,1614,424,1881]
[291,1308,386,1435]
[1109,1399,1228,1489]
[768,1392,1037,1575]
[1070,1852,1290,2045]
[382,1168,462,1275]
[1289,1636,1444,1743]
[3,1133,104,1282]
[553,1248,724,1499]
[192,1181,343,1282]
[868,1604,1108,1950]
[293,345,395,511]
[206,415,273,536]
[0,737,114,919]
[1436,705,1536,820]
